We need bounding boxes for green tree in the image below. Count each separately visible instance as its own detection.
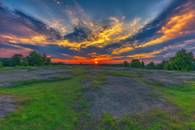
[0,61,3,68]
[146,62,156,69]
[123,61,129,67]
[156,60,167,69]
[27,51,45,66]
[42,54,51,65]
[164,49,194,71]
[130,59,143,68]
[11,54,23,66]
[141,61,145,68]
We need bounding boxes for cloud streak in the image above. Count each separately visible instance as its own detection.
[1,0,195,64]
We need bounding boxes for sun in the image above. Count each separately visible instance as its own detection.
[94,58,99,64]
[95,61,99,64]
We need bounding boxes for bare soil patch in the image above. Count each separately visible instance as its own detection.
[0,95,17,118]
[0,67,72,87]
[87,76,170,119]
[140,70,195,86]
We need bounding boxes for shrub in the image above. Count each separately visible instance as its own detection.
[130,59,144,68]
[123,61,130,67]
[164,49,194,71]
[146,62,156,69]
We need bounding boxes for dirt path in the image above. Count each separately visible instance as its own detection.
[87,76,169,119]
[0,96,17,118]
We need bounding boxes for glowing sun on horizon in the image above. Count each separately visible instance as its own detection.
[94,58,99,64]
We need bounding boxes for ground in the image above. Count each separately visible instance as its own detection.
[0,66,195,130]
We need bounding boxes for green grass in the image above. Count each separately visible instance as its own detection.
[91,71,195,130]
[162,83,195,115]
[1,67,195,130]
[108,70,138,78]
[97,109,186,130]
[160,82,195,127]
[0,76,84,130]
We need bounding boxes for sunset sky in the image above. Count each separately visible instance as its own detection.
[0,0,195,64]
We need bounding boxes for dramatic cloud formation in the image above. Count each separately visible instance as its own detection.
[0,0,195,64]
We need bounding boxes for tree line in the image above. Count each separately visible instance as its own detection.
[0,51,51,67]
[124,49,195,71]
[1,49,194,71]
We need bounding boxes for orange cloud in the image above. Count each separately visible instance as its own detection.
[140,8,195,48]
[57,17,145,50]
[112,6,195,55]
[128,50,162,59]
[52,54,124,64]
[0,34,49,44]
[112,44,135,55]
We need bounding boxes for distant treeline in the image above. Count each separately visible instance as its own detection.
[124,49,195,71]
[0,51,52,67]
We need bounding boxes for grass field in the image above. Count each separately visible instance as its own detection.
[0,69,85,130]
[0,67,195,130]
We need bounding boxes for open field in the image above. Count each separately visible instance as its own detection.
[0,66,195,130]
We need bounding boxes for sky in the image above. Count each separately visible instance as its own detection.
[0,0,195,64]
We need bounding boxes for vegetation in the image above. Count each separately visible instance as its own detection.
[123,61,130,67]
[146,62,156,69]
[0,76,84,130]
[1,66,195,129]
[0,61,3,68]
[0,51,51,67]
[164,49,194,71]
[128,49,195,71]
[130,59,145,68]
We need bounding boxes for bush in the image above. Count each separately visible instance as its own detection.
[146,62,156,69]
[128,50,194,71]
[27,51,51,66]
[130,59,144,68]
[164,49,194,71]
[123,61,130,67]
[0,61,3,68]
[11,54,23,66]
[0,51,51,67]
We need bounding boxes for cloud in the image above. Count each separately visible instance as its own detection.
[0,5,61,45]
[59,17,147,50]
[1,0,195,64]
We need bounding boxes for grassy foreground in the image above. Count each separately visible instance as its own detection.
[0,67,195,130]
[0,76,84,130]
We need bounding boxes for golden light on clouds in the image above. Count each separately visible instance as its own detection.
[128,50,162,59]
[57,17,145,50]
[0,34,48,44]
[52,54,124,64]
[107,7,195,56]
[112,45,134,55]
[139,9,195,48]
